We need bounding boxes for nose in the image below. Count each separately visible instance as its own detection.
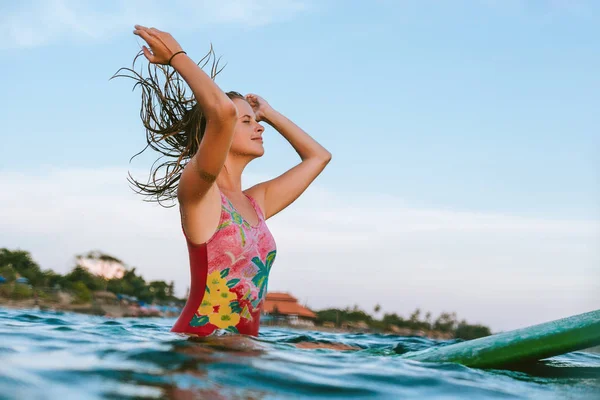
[256,123,265,134]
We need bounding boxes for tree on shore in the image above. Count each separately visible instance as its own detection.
[0,248,48,287]
[0,248,181,306]
[317,305,491,340]
[1,247,493,339]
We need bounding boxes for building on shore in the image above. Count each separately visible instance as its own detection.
[262,292,317,327]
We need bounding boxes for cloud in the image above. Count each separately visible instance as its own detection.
[0,166,598,332]
[1,0,310,49]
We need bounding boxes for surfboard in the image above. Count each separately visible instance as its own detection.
[400,309,600,368]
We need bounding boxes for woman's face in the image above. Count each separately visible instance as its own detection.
[229,98,265,159]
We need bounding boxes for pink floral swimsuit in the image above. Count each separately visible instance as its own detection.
[171,191,277,336]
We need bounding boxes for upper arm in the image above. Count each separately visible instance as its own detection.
[177,104,237,205]
[245,156,331,220]
[177,104,238,245]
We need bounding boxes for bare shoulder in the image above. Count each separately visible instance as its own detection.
[243,184,267,217]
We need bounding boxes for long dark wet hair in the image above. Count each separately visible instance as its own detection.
[111,46,244,208]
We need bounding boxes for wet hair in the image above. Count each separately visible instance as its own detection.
[111,46,245,207]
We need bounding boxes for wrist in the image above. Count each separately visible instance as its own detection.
[169,51,188,68]
[261,107,279,124]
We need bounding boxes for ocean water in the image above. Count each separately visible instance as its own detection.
[0,307,598,399]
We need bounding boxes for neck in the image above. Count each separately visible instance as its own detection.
[216,154,251,193]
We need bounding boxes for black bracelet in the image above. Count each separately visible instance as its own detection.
[168,50,187,66]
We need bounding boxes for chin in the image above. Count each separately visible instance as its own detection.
[231,144,264,159]
[252,149,265,158]
[242,149,264,160]
[251,143,265,158]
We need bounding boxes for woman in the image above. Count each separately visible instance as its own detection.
[127,25,331,337]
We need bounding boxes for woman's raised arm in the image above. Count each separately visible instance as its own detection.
[133,25,238,204]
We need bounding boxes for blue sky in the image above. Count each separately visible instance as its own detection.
[1,0,598,331]
[2,0,598,216]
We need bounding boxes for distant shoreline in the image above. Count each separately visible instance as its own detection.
[0,298,175,319]
[2,302,600,354]
[0,300,453,340]
[0,248,491,341]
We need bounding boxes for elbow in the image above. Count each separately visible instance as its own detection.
[216,100,238,121]
[317,150,332,166]
[206,98,238,123]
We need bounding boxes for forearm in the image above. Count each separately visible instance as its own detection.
[171,54,235,118]
[262,109,331,162]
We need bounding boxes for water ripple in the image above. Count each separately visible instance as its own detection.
[0,306,598,399]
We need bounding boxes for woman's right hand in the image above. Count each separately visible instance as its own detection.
[133,25,184,65]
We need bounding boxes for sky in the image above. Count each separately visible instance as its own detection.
[0,0,598,332]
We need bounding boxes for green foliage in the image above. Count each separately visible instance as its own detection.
[1,248,492,340]
[107,267,149,301]
[0,264,16,282]
[317,305,490,339]
[36,289,59,303]
[316,307,373,327]
[149,280,170,302]
[105,267,179,304]
[71,282,92,304]
[368,319,387,331]
[122,268,147,293]
[433,312,458,333]
[0,284,13,297]
[0,249,71,289]
[62,265,105,291]
[0,248,44,286]
[43,270,63,288]
[315,309,341,326]
[455,321,492,340]
[382,312,406,327]
[106,278,132,296]
[11,283,34,300]
[0,248,183,307]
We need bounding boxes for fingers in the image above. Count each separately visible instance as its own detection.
[133,28,156,46]
[245,94,263,106]
[141,46,156,63]
[134,25,164,37]
[245,94,258,106]
[133,24,179,65]
[134,25,161,41]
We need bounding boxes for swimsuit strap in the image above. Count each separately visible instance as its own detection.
[244,193,265,222]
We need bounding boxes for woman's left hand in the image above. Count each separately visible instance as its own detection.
[245,93,273,122]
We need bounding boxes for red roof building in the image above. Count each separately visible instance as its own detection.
[263,292,316,321]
